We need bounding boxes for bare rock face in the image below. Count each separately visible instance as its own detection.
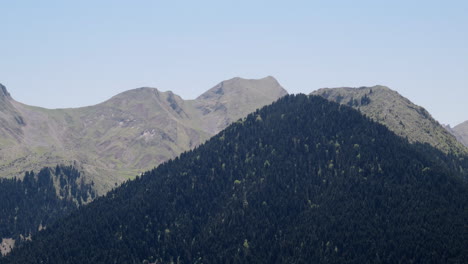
[0,84,25,145]
[0,84,11,99]
[0,77,287,194]
[0,238,15,256]
[312,86,467,155]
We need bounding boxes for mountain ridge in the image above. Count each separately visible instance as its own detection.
[0,77,288,193]
[0,84,11,99]
[312,85,467,155]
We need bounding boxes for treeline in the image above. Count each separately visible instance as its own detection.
[0,165,95,249]
[3,95,467,263]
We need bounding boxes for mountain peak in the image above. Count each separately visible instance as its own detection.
[225,75,282,85]
[114,87,160,96]
[111,87,184,100]
[312,85,467,154]
[194,76,288,134]
[198,76,287,101]
[105,87,167,104]
[315,85,392,95]
[228,75,278,83]
[0,83,11,99]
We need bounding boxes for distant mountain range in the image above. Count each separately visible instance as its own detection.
[312,86,467,154]
[1,80,466,194]
[4,95,466,263]
[0,77,287,193]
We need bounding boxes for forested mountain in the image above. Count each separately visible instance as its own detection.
[312,86,467,155]
[0,165,95,256]
[4,95,467,263]
[0,77,287,193]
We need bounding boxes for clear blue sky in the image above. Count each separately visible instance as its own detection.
[1,0,467,126]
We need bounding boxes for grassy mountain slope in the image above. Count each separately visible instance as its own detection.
[4,95,467,263]
[312,86,467,155]
[193,76,288,134]
[0,77,287,193]
[453,121,468,147]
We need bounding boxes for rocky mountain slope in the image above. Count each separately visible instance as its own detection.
[312,86,467,155]
[4,95,466,263]
[0,77,287,193]
[450,121,468,147]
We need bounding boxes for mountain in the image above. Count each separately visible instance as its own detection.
[194,76,287,134]
[451,121,468,147]
[4,95,467,263]
[312,86,467,155]
[0,165,95,256]
[0,84,24,145]
[0,77,287,193]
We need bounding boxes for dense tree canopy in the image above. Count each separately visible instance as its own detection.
[0,165,95,248]
[3,95,467,263]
